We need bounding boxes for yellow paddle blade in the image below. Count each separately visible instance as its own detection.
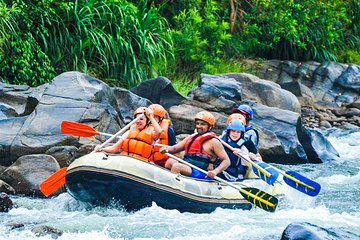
[240,187,278,212]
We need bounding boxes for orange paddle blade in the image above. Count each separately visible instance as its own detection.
[39,167,67,197]
[61,121,99,137]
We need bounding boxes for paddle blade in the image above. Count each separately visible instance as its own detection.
[61,121,99,137]
[39,167,67,197]
[251,160,279,185]
[283,170,321,197]
[240,187,278,212]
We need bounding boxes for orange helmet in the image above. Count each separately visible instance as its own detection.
[133,107,147,117]
[195,111,216,127]
[148,104,166,118]
[226,113,246,125]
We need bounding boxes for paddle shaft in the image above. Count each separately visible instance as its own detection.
[165,153,276,209]
[92,114,144,152]
[221,139,316,191]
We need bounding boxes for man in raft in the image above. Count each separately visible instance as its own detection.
[159,111,230,179]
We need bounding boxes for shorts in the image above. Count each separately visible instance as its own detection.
[153,159,168,168]
[190,168,211,180]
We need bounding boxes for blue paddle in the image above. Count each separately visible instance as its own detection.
[220,139,321,196]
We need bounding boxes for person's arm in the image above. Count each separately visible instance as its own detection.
[95,131,129,153]
[146,108,162,141]
[208,139,230,178]
[159,136,188,154]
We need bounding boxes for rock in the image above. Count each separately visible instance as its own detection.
[336,64,360,92]
[319,120,332,128]
[112,87,152,123]
[0,154,63,196]
[130,76,186,109]
[0,180,15,194]
[332,108,360,118]
[0,192,13,212]
[224,73,301,113]
[31,225,63,238]
[281,222,360,240]
[45,146,78,168]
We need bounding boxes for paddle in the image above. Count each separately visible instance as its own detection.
[39,167,67,197]
[220,139,321,196]
[165,153,278,213]
[39,114,144,197]
[219,139,279,185]
[61,121,119,139]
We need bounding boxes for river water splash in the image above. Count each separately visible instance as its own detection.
[0,128,359,240]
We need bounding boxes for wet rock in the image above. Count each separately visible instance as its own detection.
[0,192,13,212]
[31,225,63,239]
[0,179,15,194]
[0,154,62,196]
[319,120,332,128]
[281,222,360,240]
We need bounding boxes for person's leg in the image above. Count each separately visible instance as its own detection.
[164,158,178,169]
[171,163,192,176]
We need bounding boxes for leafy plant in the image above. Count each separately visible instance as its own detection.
[239,0,359,62]
[0,33,56,86]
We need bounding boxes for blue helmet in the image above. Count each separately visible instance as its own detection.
[232,104,254,120]
[226,119,245,132]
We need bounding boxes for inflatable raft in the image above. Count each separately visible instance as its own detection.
[66,152,283,213]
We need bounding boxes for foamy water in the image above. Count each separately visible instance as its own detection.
[1,128,359,240]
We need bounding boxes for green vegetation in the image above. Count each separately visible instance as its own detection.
[0,0,359,90]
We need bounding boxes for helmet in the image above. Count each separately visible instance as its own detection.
[133,107,147,117]
[195,111,216,127]
[148,104,166,118]
[232,104,254,120]
[226,113,246,125]
[226,119,245,132]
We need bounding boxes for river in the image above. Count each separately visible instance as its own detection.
[0,128,359,240]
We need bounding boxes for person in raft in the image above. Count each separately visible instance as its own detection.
[232,104,259,150]
[95,107,162,162]
[215,119,252,181]
[148,104,177,168]
[159,111,230,179]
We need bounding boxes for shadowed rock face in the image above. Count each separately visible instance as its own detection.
[0,192,13,212]
[281,222,360,240]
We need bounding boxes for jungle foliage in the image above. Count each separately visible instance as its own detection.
[0,0,359,88]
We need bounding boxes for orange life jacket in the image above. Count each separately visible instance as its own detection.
[184,132,217,158]
[121,124,154,162]
[152,119,170,162]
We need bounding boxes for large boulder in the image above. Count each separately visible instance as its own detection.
[1,72,124,163]
[130,76,186,109]
[0,154,63,197]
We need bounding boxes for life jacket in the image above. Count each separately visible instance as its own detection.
[121,124,154,162]
[184,132,217,170]
[215,135,249,179]
[245,125,259,147]
[151,119,170,162]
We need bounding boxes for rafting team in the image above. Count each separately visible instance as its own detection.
[95,104,261,182]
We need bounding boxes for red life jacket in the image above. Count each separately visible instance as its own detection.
[151,119,170,162]
[121,124,154,162]
[184,132,217,158]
